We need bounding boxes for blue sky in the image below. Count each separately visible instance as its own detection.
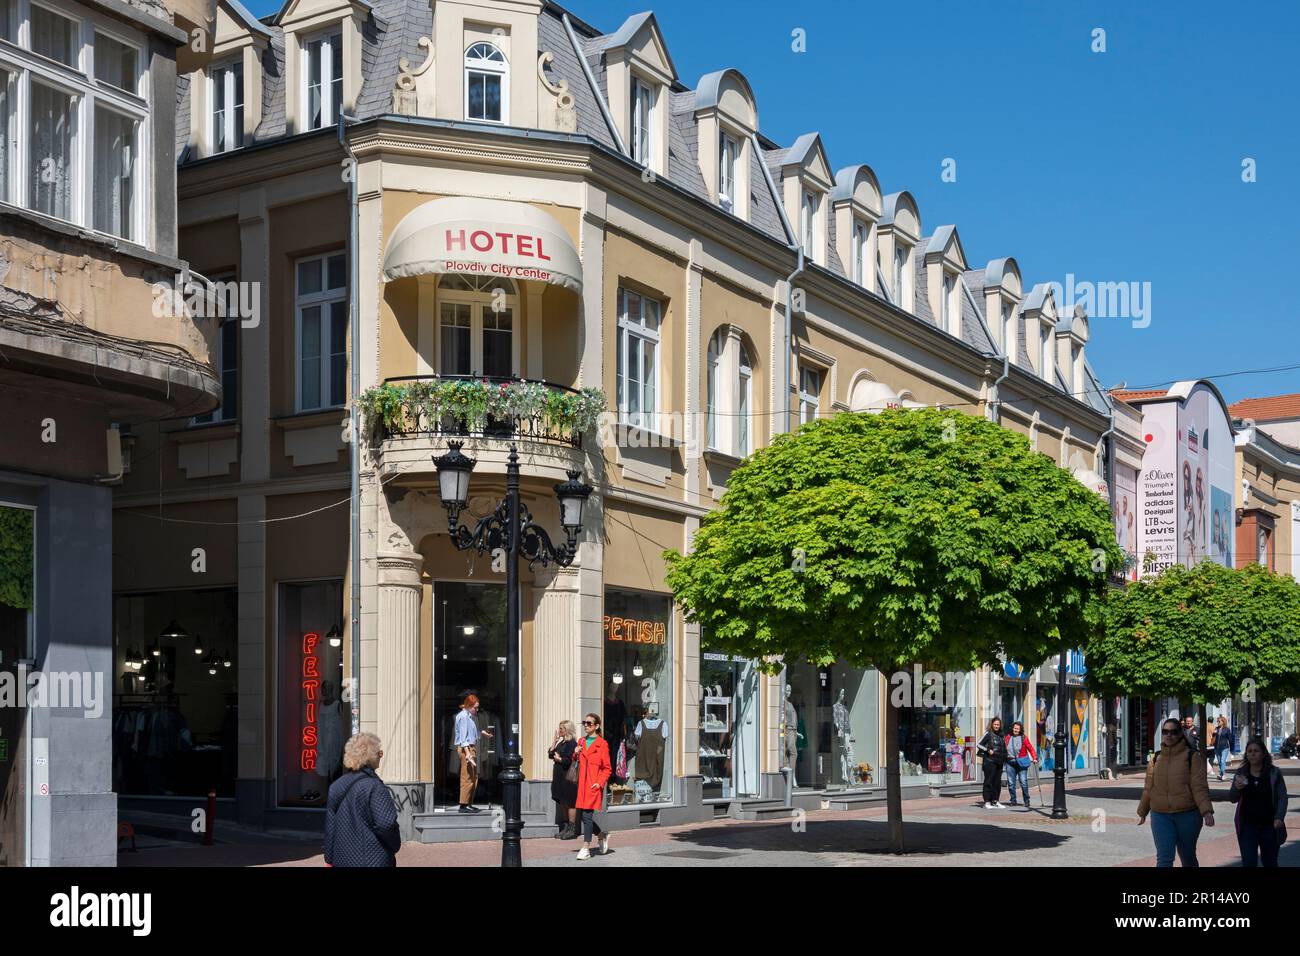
[248,0,1299,404]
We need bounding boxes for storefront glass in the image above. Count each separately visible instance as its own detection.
[277,580,347,807]
[112,588,239,798]
[433,582,507,808]
[0,504,33,866]
[699,654,760,800]
[604,589,673,806]
[785,661,879,790]
[895,668,977,782]
[1034,683,1092,772]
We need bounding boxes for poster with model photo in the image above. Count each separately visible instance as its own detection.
[1211,485,1234,567]
[1176,387,1211,568]
[1114,466,1138,580]
[1137,402,1178,576]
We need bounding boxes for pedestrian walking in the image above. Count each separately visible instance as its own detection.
[323,732,401,868]
[1137,718,1215,867]
[1211,715,1233,781]
[1003,720,1037,809]
[547,719,579,839]
[455,693,494,813]
[573,713,611,860]
[1228,737,1289,868]
[1182,714,1200,754]
[976,717,1008,809]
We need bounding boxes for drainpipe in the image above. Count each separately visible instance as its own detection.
[991,352,1011,424]
[562,13,628,156]
[340,113,362,735]
[753,133,801,433]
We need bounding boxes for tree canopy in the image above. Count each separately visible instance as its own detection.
[665,409,1121,672]
[1088,561,1300,704]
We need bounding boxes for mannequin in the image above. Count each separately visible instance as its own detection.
[832,688,855,786]
[780,684,803,786]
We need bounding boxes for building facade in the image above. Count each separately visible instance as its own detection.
[112,0,1125,839]
[1,0,217,865]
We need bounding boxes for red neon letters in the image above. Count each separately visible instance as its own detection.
[301,632,320,772]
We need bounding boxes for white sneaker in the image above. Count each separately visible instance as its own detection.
[598,833,610,855]
[994,802,1006,808]
[576,847,591,860]
[983,802,995,809]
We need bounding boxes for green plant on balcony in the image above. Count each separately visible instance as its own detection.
[358,379,607,441]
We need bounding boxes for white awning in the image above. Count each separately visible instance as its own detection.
[383,197,582,293]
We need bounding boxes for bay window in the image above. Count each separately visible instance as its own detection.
[617,287,661,431]
[304,31,342,130]
[0,3,148,242]
[210,58,244,153]
[296,252,348,411]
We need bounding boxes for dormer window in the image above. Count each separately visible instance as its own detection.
[210,59,245,153]
[852,221,869,285]
[465,41,507,124]
[893,246,906,307]
[631,76,655,167]
[801,191,817,259]
[941,273,954,330]
[719,133,739,212]
[304,31,342,130]
[1002,302,1015,359]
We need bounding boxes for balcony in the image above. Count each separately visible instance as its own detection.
[360,375,607,483]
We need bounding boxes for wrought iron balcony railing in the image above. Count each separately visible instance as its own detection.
[358,375,607,450]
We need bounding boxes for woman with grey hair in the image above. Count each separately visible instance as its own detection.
[324,732,402,867]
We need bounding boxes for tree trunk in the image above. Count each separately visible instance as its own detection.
[885,695,904,854]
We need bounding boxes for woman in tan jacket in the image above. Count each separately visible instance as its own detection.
[1137,718,1215,866]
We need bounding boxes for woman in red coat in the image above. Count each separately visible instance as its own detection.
[573,712,611,859]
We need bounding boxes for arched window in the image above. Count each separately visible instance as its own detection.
[464,41,507,124]
[706,329,723,450]
[437,273,516,377]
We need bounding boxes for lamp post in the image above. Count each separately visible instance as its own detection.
[433,440,592,868]
[1050,649,1069,819]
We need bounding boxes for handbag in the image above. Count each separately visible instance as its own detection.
[564,745,580,785]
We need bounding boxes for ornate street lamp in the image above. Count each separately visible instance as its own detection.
[433,440,594,868]
[1051,649,1069,819]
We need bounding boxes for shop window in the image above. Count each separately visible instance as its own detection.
[603,590,673,806]
[894,668,977,780]
[277,580,347,807]
[295,251,348,410]
[464,41,507,124]
[616,287,661,431]
[700,654,761,799]
[784,661,879,790]
[111,589,239,798]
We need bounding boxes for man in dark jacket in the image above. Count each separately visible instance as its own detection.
[324,733,402,867]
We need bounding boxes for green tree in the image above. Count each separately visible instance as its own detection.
[1089,561,1300,735]
[665,409,1120,851]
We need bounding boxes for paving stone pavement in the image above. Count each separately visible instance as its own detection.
[118,765,1300,868]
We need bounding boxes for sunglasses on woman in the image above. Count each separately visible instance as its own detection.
[582,720,596,727]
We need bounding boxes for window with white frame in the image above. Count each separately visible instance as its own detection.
[210,58,244,153]
[464,40,507,124]
[303,31,342,131]
[1002,302,1015,357]
[631,75,654,167]
[617,287,661,431]
[737,340,752,456]
[852,220,869,286]
[1040,327,1052,380]
[799,366,820,425]
[719,132,739,212]
[706,329,721,450]
[436,273,515,378]
[0,3,148,242]
[295,252,348,410]
[801,190,817,259]
[941,272,953,330]
[893,245,908,309]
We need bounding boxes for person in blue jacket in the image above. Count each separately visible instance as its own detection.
[324,732,402,867]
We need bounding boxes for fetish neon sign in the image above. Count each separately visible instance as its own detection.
[301,633,320,772]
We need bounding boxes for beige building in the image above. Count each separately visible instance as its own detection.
[112,0,1127,839]
[1,0,218,864]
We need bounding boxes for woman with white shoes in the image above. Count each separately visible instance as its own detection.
[573,712,612,860]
